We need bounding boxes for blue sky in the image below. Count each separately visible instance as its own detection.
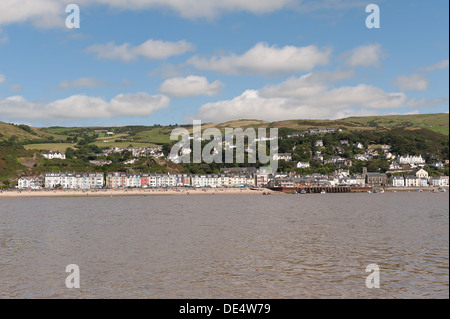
[0,0,448,127]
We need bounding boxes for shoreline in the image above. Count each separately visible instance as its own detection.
[0,188,276,198]
[0,186,447,198]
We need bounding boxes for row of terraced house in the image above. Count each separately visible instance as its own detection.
[17,172,258,189]
[105,173,256,188]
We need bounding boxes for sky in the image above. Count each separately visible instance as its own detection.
[0,0,448,127]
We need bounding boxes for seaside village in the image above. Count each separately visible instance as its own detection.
[16,140,449,192]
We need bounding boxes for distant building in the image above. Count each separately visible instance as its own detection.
[409,168,429,180]
[18,177,44,190]
[287,132,306,138]
[354,142,364,149]
[430,162,445,169]
[405,176,420,188]
[365,172,387,186]
[42,151,66,160]
[45,172,104,189]
[363,168,387,186]
[296,162,311,169]
[391,176,405,187]
[429,176,449,187]
[397,155,425,165]
[273,153,292,162]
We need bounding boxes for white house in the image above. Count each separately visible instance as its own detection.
[273,153,292,161]
[391,176,405,187]
[314,140,324,147]
[18,177,44,190]
[429,176,449,187]
[397,155,425,165]
[405,176,420,187]
[355,154,370,161]
[354,142,364,149]
[296,162,310,169]
[42,151,66,160]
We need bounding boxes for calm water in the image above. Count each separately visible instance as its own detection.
[0,192,448,299]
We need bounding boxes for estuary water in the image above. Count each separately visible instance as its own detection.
[0,192,448,298]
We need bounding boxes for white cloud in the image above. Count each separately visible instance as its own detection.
[159,76,224,98]
[0,0,64,27]
[345,44,385,68]
[419,60,449,72]
[0,74,5,85]
[0,0,373,28]
[54,77,108,90]
[0,93,170,122]
[196,73,410,122]
[98,0,296,19]
[187,42,332,75]
[86,39,195,62]
[394,74,429,91]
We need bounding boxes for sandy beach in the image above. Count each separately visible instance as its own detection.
[0,187,276,198]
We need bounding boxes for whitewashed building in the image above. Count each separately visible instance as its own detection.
[405,176,420,187]
[391,176,405,187]
[429,176,449,187]
[273,153,292,161]
[42,151,66,160]
[18,177,44,190]
[397,155,425,165]
[297,162,311,169]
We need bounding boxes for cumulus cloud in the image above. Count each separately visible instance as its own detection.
[196,72,411,122]
[394,74,429,91]
[159,76,224,98]
[419,59,449,72]
[0,93,170,122]
[0,0,297,26]
[0,0,66,28]
[52,77,108,91]
[345,44,385,68]
[187,42,332,75]
[86,39,195,62]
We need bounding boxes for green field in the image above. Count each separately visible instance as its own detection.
[91,141,159,148]
[346,113,449,135]
[133,128,174,144]
[24,143,77,152]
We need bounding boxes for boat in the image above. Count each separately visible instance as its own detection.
[440,189,447,193]
[300,190,307,195]
[320,190,326,194]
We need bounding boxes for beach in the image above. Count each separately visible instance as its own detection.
[0,187,275,198]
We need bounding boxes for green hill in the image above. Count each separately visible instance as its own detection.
[344,113,449,135]
[0,121,55,142]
